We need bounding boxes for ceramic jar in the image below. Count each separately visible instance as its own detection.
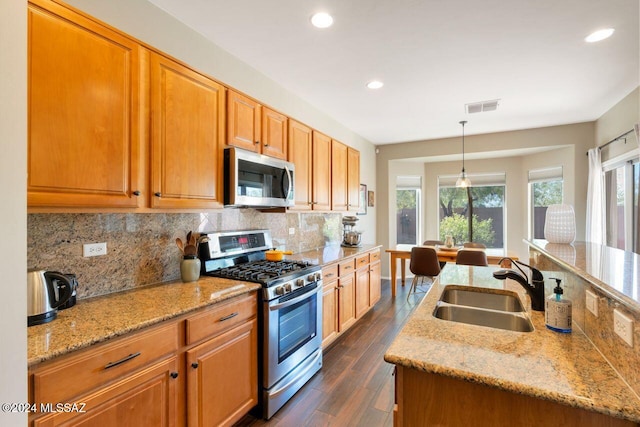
[180,255,201,282]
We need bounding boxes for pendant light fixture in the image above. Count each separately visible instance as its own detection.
[456,120,472,188]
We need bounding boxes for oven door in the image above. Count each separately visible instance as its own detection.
[263,282,322,388]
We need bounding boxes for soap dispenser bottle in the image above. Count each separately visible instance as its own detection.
[545,278,572,333]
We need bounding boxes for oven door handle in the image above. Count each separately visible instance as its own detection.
[269,285,321,311]
[268,349,322,398]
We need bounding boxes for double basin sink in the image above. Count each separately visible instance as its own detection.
[433,286,534,332]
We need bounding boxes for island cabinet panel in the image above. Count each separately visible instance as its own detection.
[395,366,637,427]
[186,319,258,427]
[288,120,313,210]
[27,0,143,208]
[311,131,332,211]
[150,52,225,208]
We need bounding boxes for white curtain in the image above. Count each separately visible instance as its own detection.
[586,148,605,244]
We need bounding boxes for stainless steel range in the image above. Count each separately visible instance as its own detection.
[198,229,322,419]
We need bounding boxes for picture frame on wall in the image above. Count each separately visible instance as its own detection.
[357,184,367,215]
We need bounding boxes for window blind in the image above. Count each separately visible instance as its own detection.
[438,172,506,187]
[528,166,563,183]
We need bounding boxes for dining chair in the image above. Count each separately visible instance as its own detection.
[463,242,486,249]
[408,246,441,301]
[456,249,489,266]
[422,240,444,246]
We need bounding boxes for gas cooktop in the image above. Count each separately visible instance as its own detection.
[206,259,317,286]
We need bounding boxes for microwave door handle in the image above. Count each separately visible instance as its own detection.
[283,166,292,199]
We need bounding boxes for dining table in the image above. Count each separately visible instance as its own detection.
[385,244,519,297]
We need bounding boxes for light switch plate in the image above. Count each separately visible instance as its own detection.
[289,228,295,235]
[586,289,598,317]
[613,308,633,347]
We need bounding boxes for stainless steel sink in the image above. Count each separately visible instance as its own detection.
[439,287,525,312]
[433,304,534,332]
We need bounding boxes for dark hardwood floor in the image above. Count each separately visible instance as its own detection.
[236,278,426,426]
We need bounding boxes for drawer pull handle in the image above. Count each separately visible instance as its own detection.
[219,312,239,322]
[325,273,335,278]
[170,372,179,379]
[154,192,162,197]
[104,352,141,370]
[191,362,199,369]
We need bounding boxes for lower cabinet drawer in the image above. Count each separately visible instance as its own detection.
[185,293,257,345]
[32,322,179,405]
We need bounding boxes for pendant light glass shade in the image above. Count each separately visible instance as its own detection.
[456,120,472,188]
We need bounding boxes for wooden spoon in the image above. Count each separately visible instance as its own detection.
[184,244,197,256]
[176,238,184,254]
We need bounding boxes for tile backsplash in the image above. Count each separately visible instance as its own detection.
[28,210,342,299]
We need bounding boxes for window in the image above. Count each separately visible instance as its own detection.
[528,167,563,239]
[438,173,505,249]
[604,158,639,253]
[396,176,421,245]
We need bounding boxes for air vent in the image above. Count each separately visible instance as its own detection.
[465,99,500,114]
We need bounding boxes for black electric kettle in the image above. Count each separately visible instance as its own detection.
[27,270,73,326]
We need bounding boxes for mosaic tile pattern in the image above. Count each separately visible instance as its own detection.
[28,211,342,299]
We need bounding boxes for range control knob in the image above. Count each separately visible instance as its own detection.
[284,283,292,292]
[275,286,285,295]
[307,274,316,282]
[296,279,304,287]
[315,273,322,281]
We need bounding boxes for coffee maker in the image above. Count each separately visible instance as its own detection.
[341,216,362,247]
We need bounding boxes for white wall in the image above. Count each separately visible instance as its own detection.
[0,0,27,425]
[62,0,377,243]
[377,123,594,279]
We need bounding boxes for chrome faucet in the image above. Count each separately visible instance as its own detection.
[493,258,545,311]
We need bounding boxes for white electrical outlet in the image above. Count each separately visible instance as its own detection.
[289,228,295,235]
[83,242,107,257]
[613,308,633,347]
[586,289,598,317]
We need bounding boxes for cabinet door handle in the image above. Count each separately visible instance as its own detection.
[219,312,239,322]
[191,362,199,369]
[255,140,260,145]
[264,143,269,147]
[154,192,162,197]
[170,372,179,379]
[104,352,141,370]
[132,190,140,196]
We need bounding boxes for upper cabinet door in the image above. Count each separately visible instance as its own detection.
[331,140,349,211]
[150,53,225,209]
[288,120,313,210]
[227,89,261,153]
[27,0,143,208]
[347,147,360,211]
[312,131,332,211]
[262,107,288,160]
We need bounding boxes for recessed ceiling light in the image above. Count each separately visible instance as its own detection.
[311,12,333,29]
[585,28,615,43]
[367,80,384,89]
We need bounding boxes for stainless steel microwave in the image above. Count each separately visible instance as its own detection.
[223,147,295,208]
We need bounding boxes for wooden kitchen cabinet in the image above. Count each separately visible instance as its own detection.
[288,120,313,210]
[29,322,180,426]
[227,89,288,160]
[185,292,258,427]
[312,131,332,211]
[27,0,143,208]
[331,141,360,212]
[369,255,382,307]
[355,254,370,318]
[150,52,225,208]
[337,259,357,331]
[186,320,258,427]
[321,265,339,348]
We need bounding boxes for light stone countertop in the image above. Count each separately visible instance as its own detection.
[384,264,640,423]
[27,276,261,367]
[28,244,381,367]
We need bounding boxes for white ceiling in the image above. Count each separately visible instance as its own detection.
[147,0,639,145]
